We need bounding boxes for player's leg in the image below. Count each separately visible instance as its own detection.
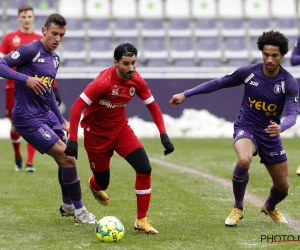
[260,141,288,223]
[84,130,112,206]
[25,143,36,172]
[116,125,158,234]
[6,88,22,171]
[225,129,257,226]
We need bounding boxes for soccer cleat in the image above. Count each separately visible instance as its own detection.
[15,157,22,171]
[225,208,244,226]
[25,163,35,172]
[88,177,109,206]
[296,165,300,175]
[59,205,75,217]
[74,209,97,224]
[261,202,288,223]
[134,217,158,234]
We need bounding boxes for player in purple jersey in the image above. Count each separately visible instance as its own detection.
[0,13,97,224]
[170,31,299,226]
[290,36,300,175]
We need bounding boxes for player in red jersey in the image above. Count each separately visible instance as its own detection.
[0,4,61,172]
[65,43,174,234]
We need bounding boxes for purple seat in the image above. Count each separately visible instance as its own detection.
[223,37,248,59]
[116,37,138,48]
[6,0,28,16]
[145,59,169,67]
[89,38,113,60]
[194,19,218,37]
[141,19,165,37]
[33,16,47,33]
[197,37,221,59]
[248,18,272,37]
[220,18,245,37]
[173,59,195,67]
[168,19,192,37]
[91,59,113,68]
[114,19,138,37]
[64,19,85,37]
[227,58,249,67]
[64,59,86,67]
[170,37,194,60]
[87,19,112,37]
[142,37,167,60]
[199,59,222,67]
[7,17,20,31]
[61,37,87,60]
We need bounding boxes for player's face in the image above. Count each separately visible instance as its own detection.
[114,55,136,80]
[18,10,35,31]
[262,45,283,77]
[41,23,66,52]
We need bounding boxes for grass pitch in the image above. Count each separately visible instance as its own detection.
[1,138,300,250]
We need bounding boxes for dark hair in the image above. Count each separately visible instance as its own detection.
[257,30,289,55]
[44,13,67,28]
[18,4,33,15]
[114,43,138,61]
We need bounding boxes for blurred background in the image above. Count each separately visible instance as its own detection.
[1,0,300,137]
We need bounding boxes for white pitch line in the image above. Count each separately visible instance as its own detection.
[150,157,300,232]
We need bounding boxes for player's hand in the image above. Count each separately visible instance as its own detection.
[265,120,281,137]
[26,77,47,95]
[53,88,62,106]
[170,93,186,107]
[160,134,174,155]
[64,140,78,159]
[62,121,69,134]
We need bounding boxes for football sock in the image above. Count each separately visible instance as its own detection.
[58,167,73,205]
[232,164,249,210]
[26,143,36,164]
[92,169,110,190]
[265,185,288,211]
[135,173,151,219]
[61,167,83,209]
[10,132,22,158]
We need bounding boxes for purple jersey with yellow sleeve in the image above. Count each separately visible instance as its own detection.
[184,63,299,134]
[0,40,60,121]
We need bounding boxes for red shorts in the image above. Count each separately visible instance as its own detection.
[5,88,14,119]
[84,124,143,172]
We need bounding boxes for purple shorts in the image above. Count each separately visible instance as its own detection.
[13,111,65,154]
[233,126,287,164]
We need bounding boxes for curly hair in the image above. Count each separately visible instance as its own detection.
[257,30,289,55]
[114,43,138,61]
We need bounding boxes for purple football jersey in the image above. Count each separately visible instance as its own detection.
[184,63,299,134]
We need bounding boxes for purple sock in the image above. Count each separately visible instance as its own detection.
[58,167,73,205]
[61,167,83,209]
[232,164,249,210]
[265,185,288,211]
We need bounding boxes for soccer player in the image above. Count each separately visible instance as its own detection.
[290,36,300,175]
[0,13,96,224]
[64,43,174,234]
[0,4,62,172]
[170,31,299,226]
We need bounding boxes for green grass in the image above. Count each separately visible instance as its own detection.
[1,138,300,249]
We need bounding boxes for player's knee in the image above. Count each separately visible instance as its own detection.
[126,148,152,174]
[237,156,252,168]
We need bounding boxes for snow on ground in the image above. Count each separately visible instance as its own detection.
[1,109,300,139]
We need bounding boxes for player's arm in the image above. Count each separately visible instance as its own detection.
[52,80,62,106]
[290,37,300,66]
[0,34,11,58]
[49,89,65,125]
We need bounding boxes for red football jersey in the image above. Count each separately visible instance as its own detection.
[0,29,42,89]
[80,66,154,136]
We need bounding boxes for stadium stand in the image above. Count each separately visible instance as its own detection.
[1,0,300,68]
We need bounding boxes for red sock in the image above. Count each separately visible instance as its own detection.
[135,173,151,219]
[89,176,102,191]
[10,132,21,158]
[26,143,36,164]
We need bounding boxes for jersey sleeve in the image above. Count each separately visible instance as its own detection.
[1,43,35,67]
[0,34,11,57]
[290,36,300,66]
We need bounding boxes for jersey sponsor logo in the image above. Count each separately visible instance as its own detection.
[281,81,285,93]
[244,73,254,83]
[12,36,21,46]
[32,52,41,62]
[53,57,59,69]
[35,74,55,89]
[129,87,135,96]
[248,97,277,116]
[273,84,282,94]
[237,130,244,136]
[37,58,45,63]
[249,80,259,86]
[270,151,279,156]
[112,86,119,95]
[99,100,126,108]
[11,51,20,59]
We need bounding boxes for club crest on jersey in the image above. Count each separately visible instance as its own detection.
[112,86,119,95]
[13,36,21,46]
[43,131,52,140]
[11,51,20,59]
[53,57,59,69]
[274,84,281,94]
[129,87,135,96]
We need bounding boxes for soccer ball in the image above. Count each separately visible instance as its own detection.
[95,216,125,243]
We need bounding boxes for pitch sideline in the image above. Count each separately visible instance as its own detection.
[150,157,300,232]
